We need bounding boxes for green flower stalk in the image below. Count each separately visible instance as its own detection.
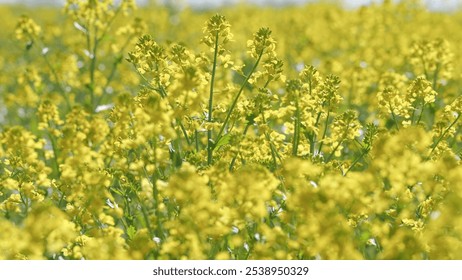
[201,14,233,165]
[215,27,275,149]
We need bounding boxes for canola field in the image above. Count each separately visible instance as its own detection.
[1,0,462,260]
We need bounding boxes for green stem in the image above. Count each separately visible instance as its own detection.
[158,86,190,146]
[229,78,272,170]
[47,130,61,178]
[42,53,72,111]
[134,64,190,149]
[135,69,157,91]
[124,68,190,156]
[178,120,191,146]
[416,102,425,125]
[30,33,72,111]
[89,27,99,110]
[195,130,200,153]
[389,105,400,131]
[88,6,122,110]
[325,139,344,163]
[215,49,264,145]
[150,140,166,239]
[58,191,65,209]
[229,122,252,171]
[267,135,281,168]
[261,110,282,168]
[326,118,357,163]
[94,36,133,108]
[137,167,157,238]
[344,148,368,176]
[292,97,301,156]
[317,110,330,155]
[207,31,220,165]
[428,114,461,158]
[19,191,30,215]
[308,111,323,154]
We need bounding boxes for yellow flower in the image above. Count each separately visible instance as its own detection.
[15,15,41,41]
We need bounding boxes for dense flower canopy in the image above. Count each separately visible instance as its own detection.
[1,0,462,259]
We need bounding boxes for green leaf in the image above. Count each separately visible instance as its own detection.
[214,134,231,151]
[127,225,137,241]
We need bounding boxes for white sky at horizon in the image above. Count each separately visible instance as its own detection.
[0,0,460,11]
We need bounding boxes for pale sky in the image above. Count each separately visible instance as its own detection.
[187,0,462,10]
[0,0,460,11]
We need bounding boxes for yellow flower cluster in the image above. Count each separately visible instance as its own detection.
[15,15,41,41]
[1,0,462,260]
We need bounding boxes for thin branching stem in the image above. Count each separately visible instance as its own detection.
[229,122,252,171]
[260,109,282,168]
[207,31,220,165]
[428,114,461,158]
[292,96,301,156]
[29,34,72,110]
[215,49,264,144]
[195,130,200,153]
[317,110,330,155]
[389,105,400,131]
[47,130,61,178]
[416,102,426,125]
[344,148,368,176]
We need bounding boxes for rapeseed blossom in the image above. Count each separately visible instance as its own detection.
[1,0,462,260]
